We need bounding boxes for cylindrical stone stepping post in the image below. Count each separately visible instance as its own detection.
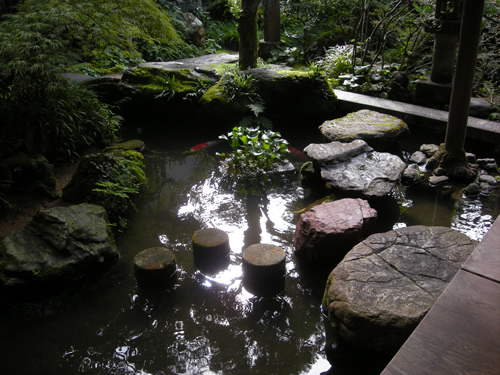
[242,243,286,296]
[192,228,231,273]
[134,247,177,290]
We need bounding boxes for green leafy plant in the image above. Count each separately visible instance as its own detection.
[91,150,147,229]
[217,126,289,176]
[219,65,259,101]
[238,102,273,130]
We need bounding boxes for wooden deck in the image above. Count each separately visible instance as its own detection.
[381,215,500,375]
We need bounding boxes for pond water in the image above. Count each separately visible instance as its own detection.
[0,124,499,375]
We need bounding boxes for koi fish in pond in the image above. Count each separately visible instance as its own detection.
[189,140,309,163]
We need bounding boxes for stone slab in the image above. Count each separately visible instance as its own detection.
[325,226,476,352]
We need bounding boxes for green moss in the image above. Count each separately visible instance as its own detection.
[200,81,251,115]
[321,272,335,312]
[276,70,312,78]
[208,62,238,75]
[105,139,145,152]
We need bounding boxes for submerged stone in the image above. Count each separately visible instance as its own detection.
[324,226,476,353]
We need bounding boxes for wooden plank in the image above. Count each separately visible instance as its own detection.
[333,90,500,144]
[382,270,500,375]
[462,215,500,283]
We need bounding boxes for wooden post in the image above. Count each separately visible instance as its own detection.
[428,0,483,180]
[444,0,484,153]
[263,0,280,43]
[239,0,260,69]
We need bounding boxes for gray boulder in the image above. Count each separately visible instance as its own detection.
[294,198,377,263]
[401,166,425,186]
[323,226,476,353]
[419,143,439,158]
[182,13,205,46]
[319,109,408,149]
[0,204,119,288]
[304,140,406,198]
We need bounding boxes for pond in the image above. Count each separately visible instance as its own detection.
[0,122,499,375]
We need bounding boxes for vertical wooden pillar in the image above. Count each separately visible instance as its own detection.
[263,0,280,43]
[444,0,484,153]
[239,0,260,69]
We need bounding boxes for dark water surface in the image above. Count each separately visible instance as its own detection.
[1,125,498,375]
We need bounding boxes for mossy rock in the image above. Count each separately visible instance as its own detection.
[62,149,146,226]
[121,64,215,99]
[247,68,337,121]
[105,139,145,152]
[319,109,409,149]
[199,80,252,118]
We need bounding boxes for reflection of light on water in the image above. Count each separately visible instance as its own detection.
[177,169,301,290]
[300,355,331,374]
[393,222,407,230]
[178,173,247,253]
[452,199,493,241]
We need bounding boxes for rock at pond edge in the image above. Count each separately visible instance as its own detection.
[323,225,476,353]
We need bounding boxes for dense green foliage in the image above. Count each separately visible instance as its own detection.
[0,0,202,161]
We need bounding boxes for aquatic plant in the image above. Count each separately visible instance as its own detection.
[217,126,289,176]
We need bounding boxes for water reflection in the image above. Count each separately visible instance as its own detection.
[0,150,497,375]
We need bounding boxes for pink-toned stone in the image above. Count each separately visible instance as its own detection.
[294,198,377,262]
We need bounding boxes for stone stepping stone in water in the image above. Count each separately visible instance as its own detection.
[323,226,476,354]
[192,228,231,273]
[304,139,406,198]
[319,109,408,149]
[242,243,286,296]
[134,247,177,290]
[294,198,377,265]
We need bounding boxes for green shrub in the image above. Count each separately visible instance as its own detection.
[91,150,147,228]
[0,4,121,160]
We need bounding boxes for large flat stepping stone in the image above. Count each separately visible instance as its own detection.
[319,109,408,148]
[324,226,476,353]
[294,198,377,263]
[304,140,406,197]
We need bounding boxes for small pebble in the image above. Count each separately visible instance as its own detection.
[429,175,449,186]
[409,151,427,165]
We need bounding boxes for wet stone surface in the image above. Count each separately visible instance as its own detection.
[324,225,477,353]
[304,140,406,198]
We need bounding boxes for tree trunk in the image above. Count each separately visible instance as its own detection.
[239,0,260,69]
